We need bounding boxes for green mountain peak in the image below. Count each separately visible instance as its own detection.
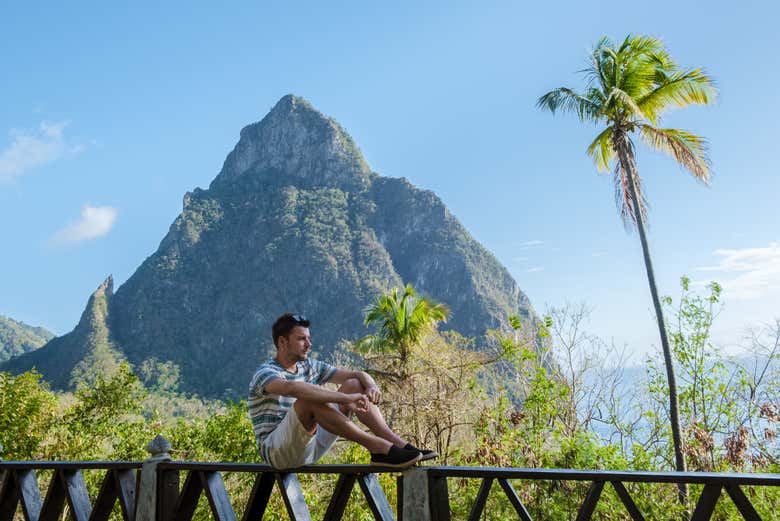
[3,98,539,399]
[2,276,124,388]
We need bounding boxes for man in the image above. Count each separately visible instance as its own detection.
[248,313,437,469]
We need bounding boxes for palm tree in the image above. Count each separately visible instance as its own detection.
[356,285,450,445]
[538,35,716,498]
[358,284,450,380]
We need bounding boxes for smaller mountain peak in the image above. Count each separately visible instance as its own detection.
[211,95,372,192]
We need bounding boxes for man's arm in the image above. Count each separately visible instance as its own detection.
[329,368,382,404]
[264,378,369,412]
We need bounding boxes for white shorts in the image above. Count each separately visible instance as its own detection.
[260,404,339,469]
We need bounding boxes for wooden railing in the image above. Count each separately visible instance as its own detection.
[421,467,780,521]
[3,436,780,520]
[155,462,397,521]
[0,462,141,521]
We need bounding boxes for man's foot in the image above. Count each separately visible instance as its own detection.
[404,443,439,461]
[370,446,423,468]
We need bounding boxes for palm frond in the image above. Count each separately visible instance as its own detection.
[638,68,717,122]
[586,126,615,172]
[362,284,450,358]
[354,335,388,355]
[537,87,602,122]
[638,125,711,182]
[604,87,646,120]
[623,35,671,65]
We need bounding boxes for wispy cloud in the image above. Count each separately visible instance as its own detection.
[518,240,544,249]
[512,256,529,262]
[53,205,118,244]
[526,267,545,273]
[694,242,780,300]
[591,251,607,258]
[0,121,85,183]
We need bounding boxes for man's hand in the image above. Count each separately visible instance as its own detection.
[343,393,370,413]
[364,384,381,404]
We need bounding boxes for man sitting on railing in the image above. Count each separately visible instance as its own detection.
[248,313,437,469]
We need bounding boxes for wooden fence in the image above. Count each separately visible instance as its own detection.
[2,436,779,520]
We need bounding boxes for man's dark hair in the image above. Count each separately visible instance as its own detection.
[272,313,310,348]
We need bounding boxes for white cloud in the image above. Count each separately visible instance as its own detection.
[518,240,544,249]
[0,121,85,183]
[512,256,529,262]
[694,242,780,300]
[527,267,545,273]
[53,205,118,244]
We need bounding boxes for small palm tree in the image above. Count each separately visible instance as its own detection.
[538,35,716,498]
[358,284,450,380]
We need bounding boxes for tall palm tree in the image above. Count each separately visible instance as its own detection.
[538,35,716,497]
[358,284,450,380]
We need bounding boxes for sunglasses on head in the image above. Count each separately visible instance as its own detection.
[291,314,307,324]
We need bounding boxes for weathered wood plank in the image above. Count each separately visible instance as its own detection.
[114,470,137,521]
[428,476,450,521]
[396,476,403,521]
[574,481,604,521]
[171,471,203,521]
[63,470,93,521]
[89,471,118,521]
[0,471,20,521]
[323,474,356,521]
[358,474,394,521]
[277,474,311,521]
[158,469,180,521]
[241,473,274,521]
[201,472,236,521]
[38,471,67,521]
[467,478,493,521]
[16,470,42,521]
[724,484,761,521]
[610,481,645,521]
[691,484,722,521]
[496,479,533,521]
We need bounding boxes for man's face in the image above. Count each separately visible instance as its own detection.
[280,325,312,362]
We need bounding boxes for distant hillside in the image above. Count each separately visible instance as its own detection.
[0,315,54,362]
[3,95,540,399]
[2,278,124,387]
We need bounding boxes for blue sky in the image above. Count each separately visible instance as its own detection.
[1,1,778,360]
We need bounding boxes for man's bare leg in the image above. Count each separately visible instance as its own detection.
[337,378,407,447]
[293,398,392,454]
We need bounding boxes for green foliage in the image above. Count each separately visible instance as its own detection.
[138,357,181,392]
[640,278,780,473]
[0,315,54,362]
[0,370,58,458]
[5,279,780,519]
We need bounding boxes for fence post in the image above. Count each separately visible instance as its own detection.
[135,435,173,521]
[402,468,430,521]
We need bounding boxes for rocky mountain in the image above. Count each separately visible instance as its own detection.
[0,315,54,362]
[2,278,123,387]
[2,95,538,398]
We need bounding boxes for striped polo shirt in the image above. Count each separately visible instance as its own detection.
[248,358,337,458]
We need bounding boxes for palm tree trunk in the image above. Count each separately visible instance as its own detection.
[614,131,688,506]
